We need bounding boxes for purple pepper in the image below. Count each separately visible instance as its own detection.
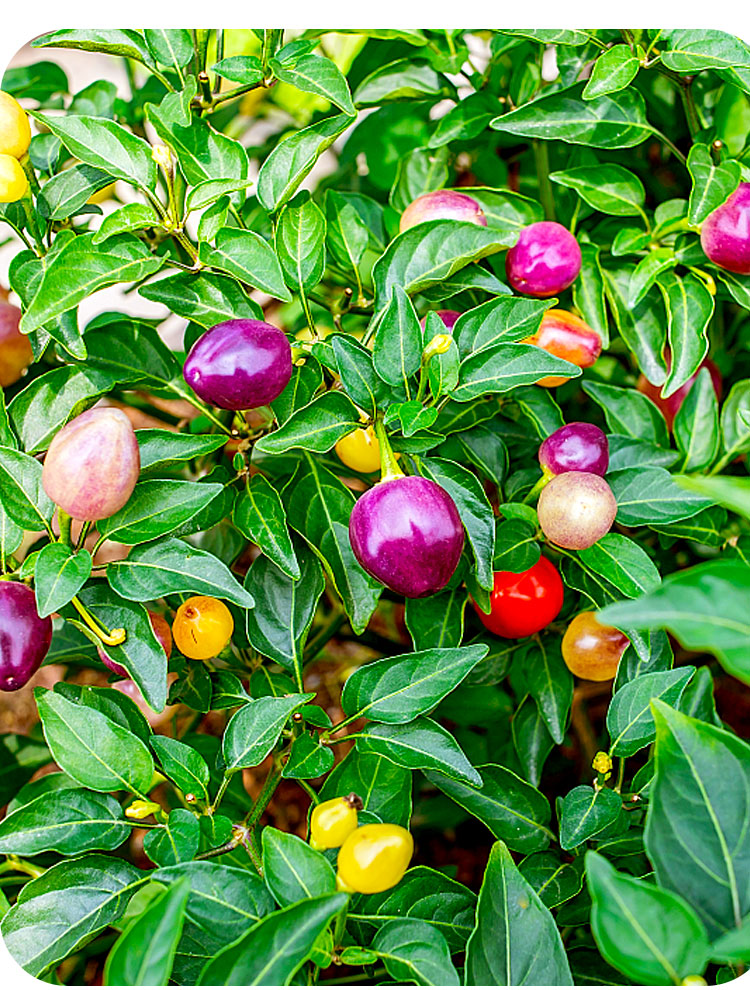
[0,583,52,691]
[506,221,582,298]
[700,182,750,275]
[400,190,487,233]
[183,319,293,411]
[349,475,465,598]
[539,423,609,478]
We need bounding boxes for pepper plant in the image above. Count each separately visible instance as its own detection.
[0,26,750,987]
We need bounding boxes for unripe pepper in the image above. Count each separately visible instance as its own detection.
[0,154,28,203]
[335,426,384,474]
[0,583,52,691]
[42,407,140,522]
[336,823,414,894]
[310,793,363,850]
[172,595,233,660]
[0,92,32,159]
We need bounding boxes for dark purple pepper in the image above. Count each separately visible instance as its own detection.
[183,319,293,411]
[505,221,582,298]
[700,182,750,275]
[348,475,465,598]
[539,423,609,478]
[0,583,52,691]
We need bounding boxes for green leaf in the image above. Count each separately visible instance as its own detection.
[342,644,487,724]
[255,391,359,455]
[404,587,467,650]
[212,55,263,85]
[582,380,668,446]
[331,334,385,419]
[139,271,263,328]
[711,915,750,963]
[676,473,750,520]
[150,736,210,806]
[198,893,347,985]
[34,543,92,618]
[136,430,227,473]
[587,849,711,984]
[426,763,552,854]
[325,190,369,274]
[465,840,573,985]
[98,480,224,545]
[356,717,480,786]
[104,877,189,987]
[609,466,713,526]
[559,785,623,850]
[20,234,162,335]
[373,220,511,311]
[144,809,201,866]
[319,749,412,827]
[31,111,157,189]
[37,164,112,221]
[281,733,334,779]
[0,788,130,856]
[257,113,353,213]
[62,584,169,711]
[687,143,741,225]
[37,689,154,795]
[271,359,324,424]
[512,697,554,788]
[420,457,495,591]
[602,266,667,383]
[372,918,460,986]
[578,533,661,599]
[720,379,750,459]
[233,475,299,579]
[453,343,579,402]
[661,29,750,92]
[0,445,55,531]
[92,202,161,244]
[389,146,450,214]
[262,827,336,906]
[454,296,553,358]
[354,59,452,105]
[32,28,156,67]
[550,164,646,216]
[645,701,750,936]
[673,367,720,471]
[244,544,325,680]
[373,285,423,392]
[582,44,640,99]
[284,457,382,633]
[198,227,291,301]
[608,667,695,756]
[600,560,750,684]
[222,694,313,771]
[518,851,585,909]
[523,639,573,745]
[144,28,194,68]
[658,271,714,397]
[107,537,253,610]
[275,194,326,292]
[0,853,144,978]
[428,90,504,147]
[273,52,355,114]
[491,82,650,148]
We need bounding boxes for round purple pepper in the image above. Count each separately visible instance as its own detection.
[42,407,140,522]
[505,221,582,298]
[0,583,52,691]
[183,319,293,411]
[400,191,487,233]
[539,423,609,478]
[700,182,750,275]
[349,475,465,598]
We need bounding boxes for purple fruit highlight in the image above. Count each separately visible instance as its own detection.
[506,221,582,298]
[0,583,52,691]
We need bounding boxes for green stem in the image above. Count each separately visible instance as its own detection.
[648,126,688,166]
[523,474,550,504]
[297,778,320,806]
[614,757,626,794]
[213,30,225,92]
[373,416,404,482]
[299,285,318,341]
[209,772,233,814]
[71,596,126,647]
[304,611,346,662]
[211,81,264,107]
[533,140,556,221]
[57,509,72,548]
[245,764,283,828]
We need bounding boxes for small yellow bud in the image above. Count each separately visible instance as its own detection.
[125,799,161,820]
[423,333,453,361]
[151,145,172,169]
[681,977,707,986]
[592,751,613,778]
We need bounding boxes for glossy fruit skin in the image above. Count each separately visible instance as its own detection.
[349,475,465,598]
[310,796,361,850]
[524,309,602,387]
[172,596,234,660]
[400,190,487,233]
[42,407,140,522]
[183,319,293,411]
[0,583,52,691]
[0,92,32,158]
[336,823,414,894]
[539,422,609,477]
[0,154,28,203]
[0,299,32,387]
[637,357,722,431]
[562,611,629,680]
[100,611,173,677]
[700,182,750,274]
[506,221,582,297]
[537,471,617,550]
[335,426,382,474]
[474,556,564,638]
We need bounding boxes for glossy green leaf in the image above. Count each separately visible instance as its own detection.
[373,285,423,392]
[559,785,623,850]
[609,466,713,526]
[550,164,646,216]
[354,59,451,105]
[262,827,336,905]
[673,367,720,471]
[523,638,573,745]
[198,226,291,301]
[98,480,224,545]
[404,586,467,650]
[0,788,130,856]
[582,380,668,446]
[582,44,640,99]
[222,694,313,771]
[608,667,695,756]
[454,296,553,358]
[150,736,210,806]
[233,474,299,579]
[34,543,92,618]
[256,391,359,455]
[578,533,661,599]
[319,749,412,827]
[139,271,263,327]
[144,809,201,867]
[453,342,579,402]
[0,446,54,531]
[356,717,480,786]
[372,918,460,985]
[273,52,355,114]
